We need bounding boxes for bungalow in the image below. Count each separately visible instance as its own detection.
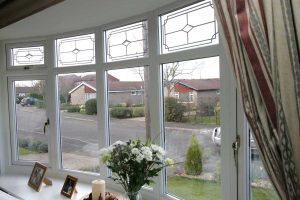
[68,80,144,106]
[169,78,220,106]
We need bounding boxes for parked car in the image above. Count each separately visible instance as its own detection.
[16,97,21,104]
[20,97,36,106]
[212,127,258,155]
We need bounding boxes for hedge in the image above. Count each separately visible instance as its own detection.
[164,97,186,122]
[85,98,97,115]
[110,107,133,118]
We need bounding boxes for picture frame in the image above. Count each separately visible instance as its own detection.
[61,175,78,198]
[28,162,47,192]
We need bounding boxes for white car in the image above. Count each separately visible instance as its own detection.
[212,127,258,155]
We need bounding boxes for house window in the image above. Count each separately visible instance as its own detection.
[58,72,99,173]
[105,21,148,62]
[55,34,96,67]
[162,57,220,199]
[160,0,218,54]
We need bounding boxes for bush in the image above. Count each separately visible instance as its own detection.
[36,100,46,108]
[132,107,145,117]
[60,95,66,103]
[60,103,71,110]
[111,103,126,108]
[19,138,30,148]
[164,97,186,122]
[29,93,43,100]
[184,133,202,175]
[85,98,97,115]
[110,107,132,118]
[37,143,48,153]
[67,105,81,113]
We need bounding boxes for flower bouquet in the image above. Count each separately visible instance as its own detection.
[99,139,173,200]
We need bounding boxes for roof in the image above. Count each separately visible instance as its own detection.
[176,79,220,91]
[108,81,143,91]
[15,87,35,93]
[68,81,144,94]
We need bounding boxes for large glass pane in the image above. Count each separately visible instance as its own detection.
[56,34,95,67]
[58,72,99,173]
[11,46,44,66]
[162,57,221,200]
[13,80,48,162]
[106,67,151,144]
[105,21,148,62]
[250,130,279,200]
[160,0,218,54]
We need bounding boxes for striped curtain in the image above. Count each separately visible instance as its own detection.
[213,0,300,199]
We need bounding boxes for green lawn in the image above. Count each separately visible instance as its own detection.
[167,176,279,200]
[19,147,37,155]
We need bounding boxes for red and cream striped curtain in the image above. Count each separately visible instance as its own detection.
[213,0,300,199]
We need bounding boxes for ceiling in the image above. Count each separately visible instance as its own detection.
[0,0,179,40]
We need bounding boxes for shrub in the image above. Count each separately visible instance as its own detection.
[36,100,46,108]
[60,95,66,103]
[85,98,97,115]
[184,133,202,175]
[132,107,145,117]
[37,143,48,153]
[110,107,132,118]
[29,93,43,100]
[19,138,30,148]
[60,103,71,110]
[164,97,186,122]
[67,105,81,113]
[111,103,126,108]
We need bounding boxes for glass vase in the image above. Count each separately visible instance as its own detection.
[123,191,142,200]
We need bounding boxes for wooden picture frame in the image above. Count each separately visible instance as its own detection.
[61,175,78,198]
[28,162,47,192]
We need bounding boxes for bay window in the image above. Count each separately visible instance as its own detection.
[0,0,270,200]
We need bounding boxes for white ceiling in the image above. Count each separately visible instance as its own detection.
[0,0,179,40]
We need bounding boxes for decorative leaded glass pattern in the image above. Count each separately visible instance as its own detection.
[160,0,218,54]
[56,34,95,67]
[12,46,44,66]
[105,21,148,62]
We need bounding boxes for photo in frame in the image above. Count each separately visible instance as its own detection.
[28,162,47,192]
[61,175,78,198]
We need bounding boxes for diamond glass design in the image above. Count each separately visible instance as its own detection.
[160,0,218,54]
[12,46,44,66]
[56,33,95,67]
[105,21,148,62]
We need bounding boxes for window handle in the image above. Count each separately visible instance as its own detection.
[232,135,240,167]
[43,118,50,134]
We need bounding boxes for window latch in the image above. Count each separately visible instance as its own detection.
[232,135,240,167]
[43,118,50,134]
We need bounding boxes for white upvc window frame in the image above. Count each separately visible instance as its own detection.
[0,0,247,200]
[6,40,47,70]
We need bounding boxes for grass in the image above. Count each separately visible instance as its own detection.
[183,115,220,125]
[19,147,37,155]
[167,176,278,200]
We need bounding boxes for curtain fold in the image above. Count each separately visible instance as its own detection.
[213,0,300,199]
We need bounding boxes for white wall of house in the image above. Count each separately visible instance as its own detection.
[70,85,86,105]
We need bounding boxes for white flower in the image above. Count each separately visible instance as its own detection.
[99,148,111,163]
[131,148,140,155]
[141,146,152,161]
[135,154,144,163]
[164,158,174,166]
[151,144,160,152]
[112,141,126,146]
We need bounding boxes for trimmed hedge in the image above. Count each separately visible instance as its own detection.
[85,98,97,115]
[67,105,81,113]
[132,107,145,117]
[110,107,133,118]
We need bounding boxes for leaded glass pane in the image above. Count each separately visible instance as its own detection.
[56,34,95,67]
[12,46,44,66]
[105,21,148,62]
[160,0,218,54]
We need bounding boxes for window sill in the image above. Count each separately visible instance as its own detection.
[0,174,99,200]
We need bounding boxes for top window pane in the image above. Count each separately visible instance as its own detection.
[11,46,44,66]
[56,34,95,67]
[105,21,148,62]
[160,0,218,54]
